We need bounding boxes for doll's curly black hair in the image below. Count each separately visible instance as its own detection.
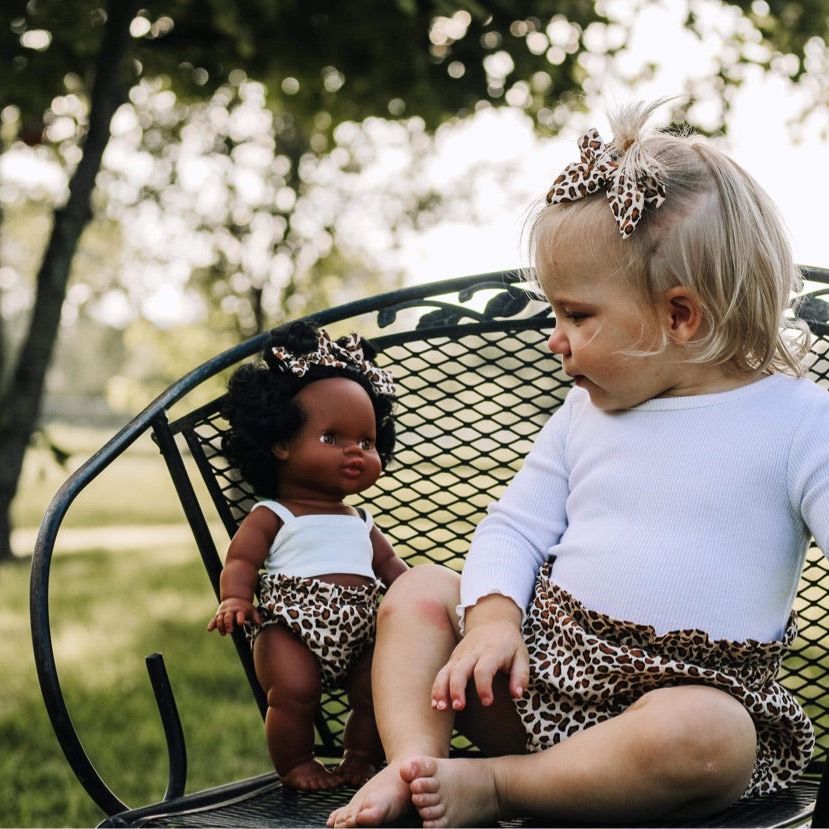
[221,320,396,498]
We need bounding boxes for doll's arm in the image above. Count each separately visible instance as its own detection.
[207,507,280,635]
[369,524,409,588]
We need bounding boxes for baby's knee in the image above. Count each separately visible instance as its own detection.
[378,564,460,625]
[634,687,756,802]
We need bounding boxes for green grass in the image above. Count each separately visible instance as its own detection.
[14,428,186,531]
[4,544,272,827]
[10,419,272,825]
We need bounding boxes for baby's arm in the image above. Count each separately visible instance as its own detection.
[432,398,576,710]
[369,524,409,587]
[431,593,528,711]
[207,507,280,635]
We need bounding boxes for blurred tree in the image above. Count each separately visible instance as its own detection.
[0,0,139,563]
[0,0,615,563]
[0,0,827,564]
[94,80,443,345]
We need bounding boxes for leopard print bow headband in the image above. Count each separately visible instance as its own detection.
[271,329,395,398]
[546,128,667,238]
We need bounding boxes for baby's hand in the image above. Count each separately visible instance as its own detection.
[207,597,261,635]
[431,618,528,712]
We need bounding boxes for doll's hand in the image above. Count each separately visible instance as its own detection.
[207,597,262,634]
[431,596,528,712]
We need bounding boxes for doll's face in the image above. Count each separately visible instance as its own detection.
[273,377,382,501]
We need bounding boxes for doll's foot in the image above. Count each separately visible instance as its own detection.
[401,755,501,828]
[334,749,378,788]
[281,758,342,791]
[327,761,414,827]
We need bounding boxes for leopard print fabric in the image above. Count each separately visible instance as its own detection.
[516,563,814,798]
[545,127,667,238]
[271,329,395,398]
[246,573,380,690]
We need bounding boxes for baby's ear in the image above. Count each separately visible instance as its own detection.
[272,443,290,461]
[662,286,704,343]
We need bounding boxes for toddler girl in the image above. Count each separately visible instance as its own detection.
[208,321,408,790]
[327,99,829,827]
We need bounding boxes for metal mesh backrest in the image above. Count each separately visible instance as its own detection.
[183,304,829,761]
[789,331,829,762]
[369,329,567,566]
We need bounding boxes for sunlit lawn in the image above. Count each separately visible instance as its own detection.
[3,544,273,827]
[13,426,185,531]
[6,427,273,827]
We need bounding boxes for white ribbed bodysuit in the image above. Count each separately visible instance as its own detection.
[460,374,829,642]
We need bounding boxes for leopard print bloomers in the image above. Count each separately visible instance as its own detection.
[516,563,814,798]
[247,573,380,690]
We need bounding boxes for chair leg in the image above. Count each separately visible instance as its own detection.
[146,652,187,801]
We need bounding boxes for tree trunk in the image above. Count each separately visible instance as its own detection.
[0,0,139,564]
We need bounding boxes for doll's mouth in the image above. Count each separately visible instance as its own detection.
[341,462,365,478]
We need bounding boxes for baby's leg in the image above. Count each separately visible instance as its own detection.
[334,649,383,787]
[253,625,337,790]
[328,565,472,827]
[403,684,757,827]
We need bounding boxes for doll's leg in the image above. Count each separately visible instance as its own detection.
[327,564,525,827]
[333,649,384,787]
[402,684,757,827]
[253,624,338,790]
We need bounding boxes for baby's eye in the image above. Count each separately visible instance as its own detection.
[319,432,336,445]
[359,438,374,450]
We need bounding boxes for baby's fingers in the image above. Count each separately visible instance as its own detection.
[472,655,501,707]
[509,645,530,699]
[431,657,474,712]
[447,656,478,710]
[431,664,452,711]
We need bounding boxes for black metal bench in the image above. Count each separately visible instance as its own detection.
[30,268,829,827]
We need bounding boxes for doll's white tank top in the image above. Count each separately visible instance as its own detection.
[252,500,376,579]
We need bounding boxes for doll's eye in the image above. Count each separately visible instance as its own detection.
[320,432,336,445]
[359,438,374,450]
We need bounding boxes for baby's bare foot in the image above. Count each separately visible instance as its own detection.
[327,761,413,827]
[334,749,378,788]
[400,755,500,828]
[282,758,342,791]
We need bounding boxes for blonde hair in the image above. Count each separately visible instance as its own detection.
[528,99,810,376]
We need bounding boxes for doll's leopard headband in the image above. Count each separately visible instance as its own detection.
[271,328,396,398]
[546,127,667,238]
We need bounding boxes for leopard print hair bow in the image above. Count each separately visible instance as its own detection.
[271,329,395,398]
[546,128,666,238]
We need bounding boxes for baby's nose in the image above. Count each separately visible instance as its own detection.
[547,328,570,356]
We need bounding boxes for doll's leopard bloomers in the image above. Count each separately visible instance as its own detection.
[516,563,814,798]
[247,573,380,689]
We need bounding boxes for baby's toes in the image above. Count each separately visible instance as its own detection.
[327,806,353,827]
[411,789,441,809]
[410,775,439,796]
[418,802,447,824]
